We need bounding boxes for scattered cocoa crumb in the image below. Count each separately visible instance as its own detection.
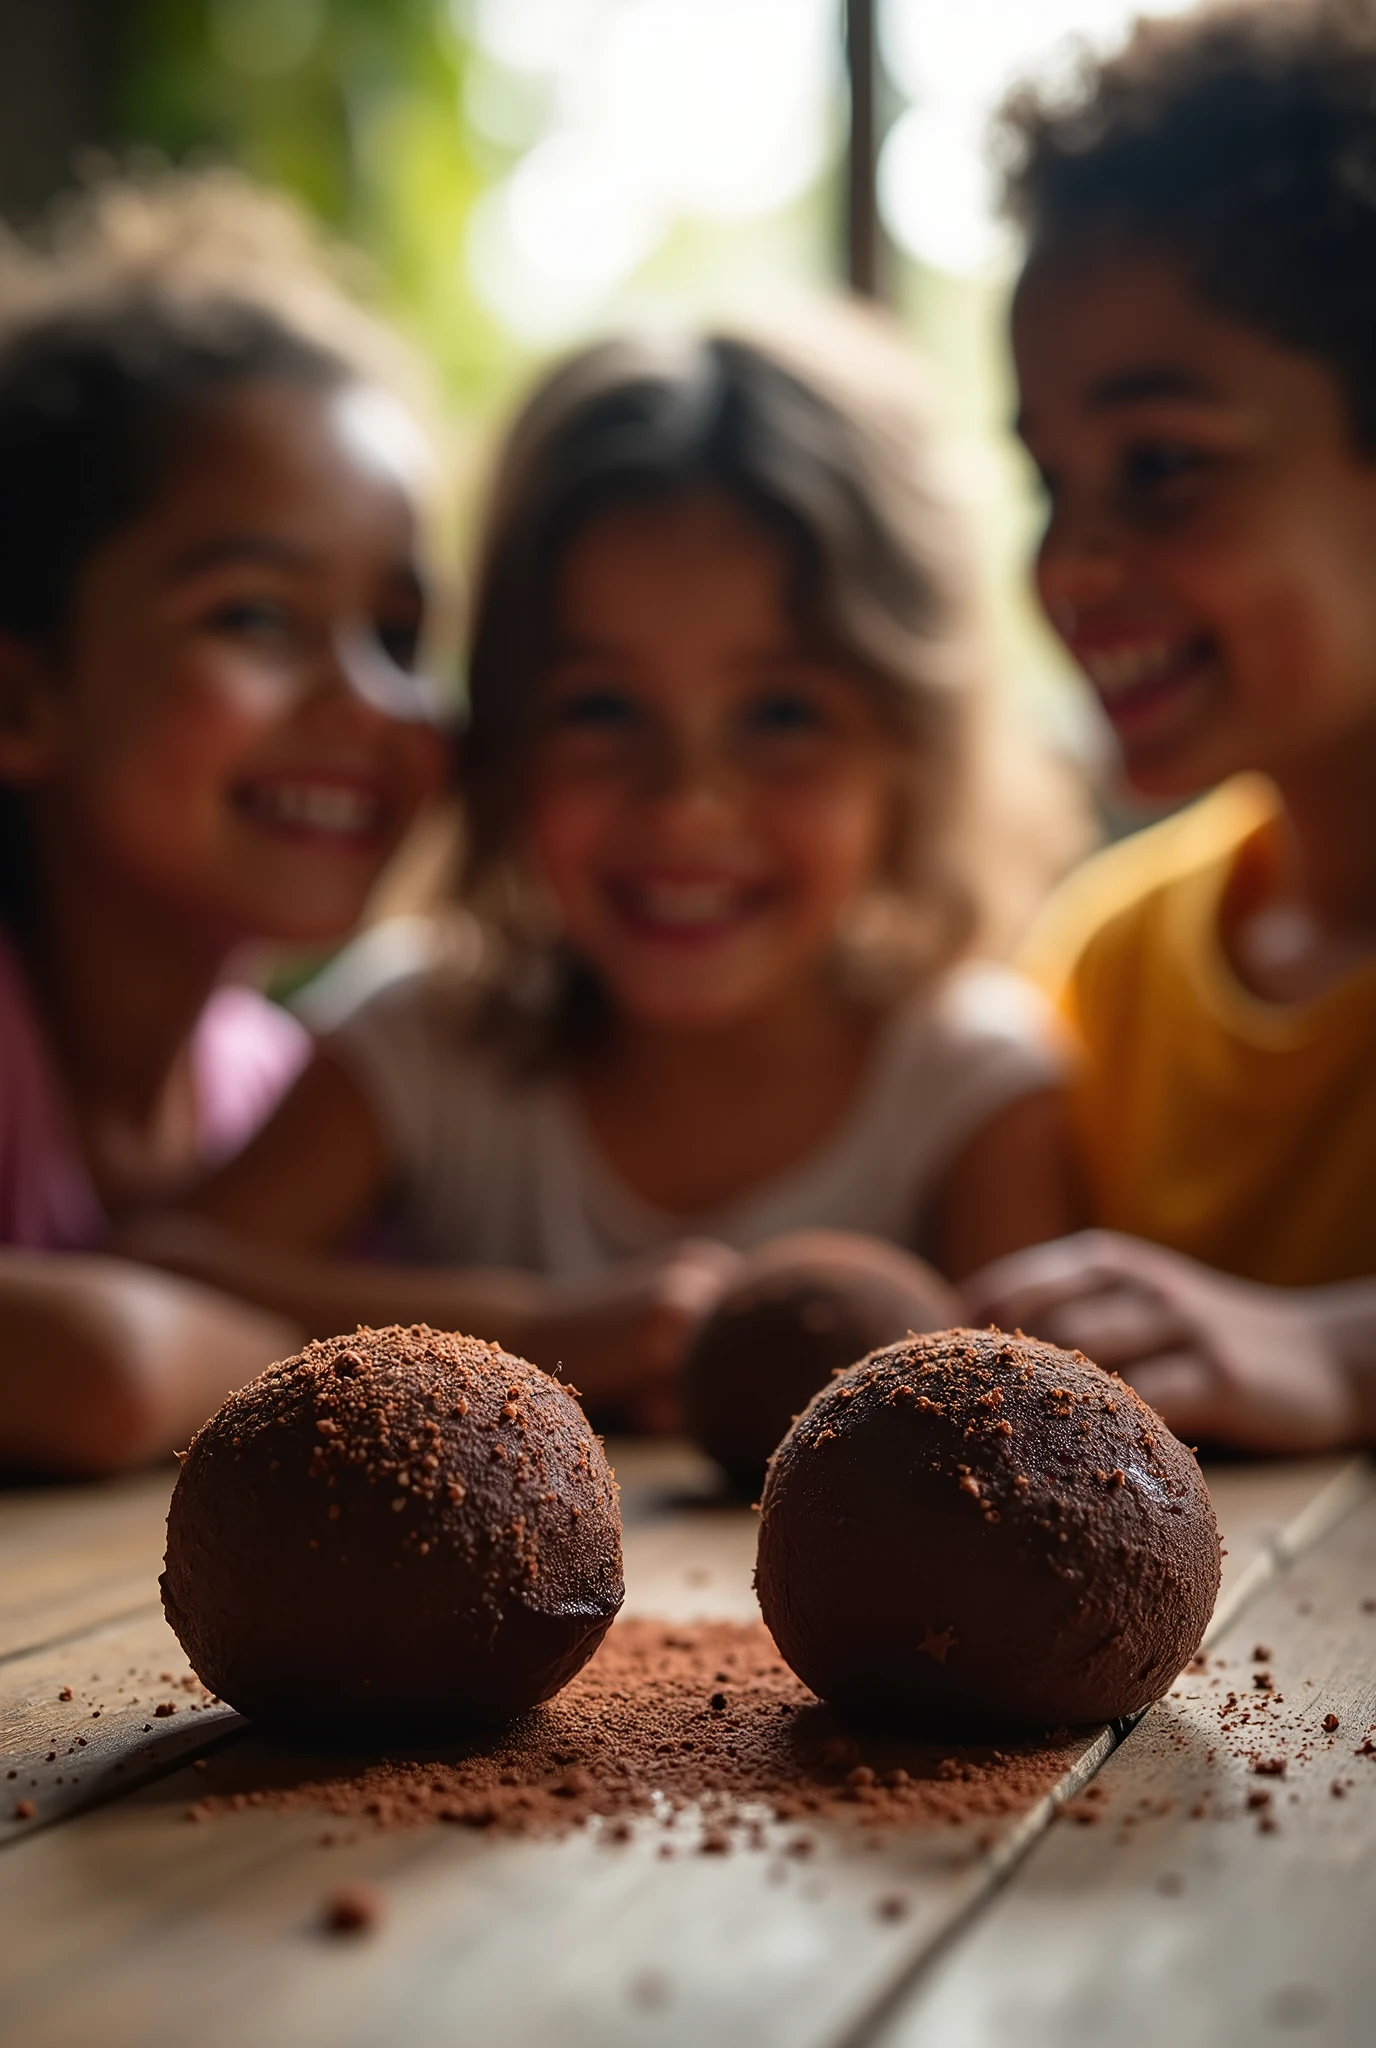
[1252,1646,1272,1663]
[1323,1714,1340,1732]
[57,1687,72,1702]
[154,1703,177,1719]
[12,1800,35,1820]
[1252,1758,1287,1778]
[190,1622,1076,1850]
[875,1893,910,1920]
[323,1883,383,1935]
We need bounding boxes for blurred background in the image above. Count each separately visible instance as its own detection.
[0,0,1195,780]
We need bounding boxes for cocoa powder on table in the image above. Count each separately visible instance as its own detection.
[189,1620,1078,1848]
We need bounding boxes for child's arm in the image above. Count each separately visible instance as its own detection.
[120,1050,738,1412]
[962,1230,1374,1453]
[0,1249,301,1476]
[934,1087,1080,1283]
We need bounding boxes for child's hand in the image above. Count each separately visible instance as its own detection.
[961,1230,1360,1455]
[522,1239,743,1430]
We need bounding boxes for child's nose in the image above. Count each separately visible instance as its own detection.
[1037,506,1129,621]
[641,725,740,822]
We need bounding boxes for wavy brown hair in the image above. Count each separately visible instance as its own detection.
[455,310,1000,1057]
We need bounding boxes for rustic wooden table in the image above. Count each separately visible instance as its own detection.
[1,1443,1373,2048]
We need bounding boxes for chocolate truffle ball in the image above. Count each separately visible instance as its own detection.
[161,1325,623,1731]
[683,1231,959,1492]
[755,1328,1220,1731]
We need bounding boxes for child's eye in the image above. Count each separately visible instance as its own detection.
[547,688,638,731]
[746,691,825,735]
[1121,441,1209,497]
[377,618,421,671]
[207,596,295,639]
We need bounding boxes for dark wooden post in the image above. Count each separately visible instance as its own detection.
[0,0,129,221]
[844,0,887,299]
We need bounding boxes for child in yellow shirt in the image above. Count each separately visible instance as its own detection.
[968,0,1376,1452]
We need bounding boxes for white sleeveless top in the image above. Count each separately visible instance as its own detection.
[310,922,1066,1277]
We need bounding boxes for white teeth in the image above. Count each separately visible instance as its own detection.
[628,882,745,925]
[1081,641,1184,697]
[242,783,381,835]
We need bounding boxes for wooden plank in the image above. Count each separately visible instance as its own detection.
[0,1605,240,1844]
[863,1461,1376,2048]
[0,1458,1355,2048]
[0,1469,173,1660]
[1205,1454,1363,1638]
[0,1445,1336,1672]
[613,1437,762,1619]
[0,1711,1109,2048]
[0,1442,752,1845]
[0,1441,745,1847]
[0,1438,716,1669]
[0,1452,1349,1843]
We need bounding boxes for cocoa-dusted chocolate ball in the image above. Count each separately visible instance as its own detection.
[683,1231,958,1493]
[756,1328,1219,1731]
[161,1325,623,1731]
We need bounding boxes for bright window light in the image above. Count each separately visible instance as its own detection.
[463,0,839,339]
[877,0,1193,275]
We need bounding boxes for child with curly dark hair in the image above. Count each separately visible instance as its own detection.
[968,0,1376,1452]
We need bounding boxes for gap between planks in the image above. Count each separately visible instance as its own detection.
[832,1454,1376,2048]
[867,1465,1376,2048]
[0,1468,175,1662]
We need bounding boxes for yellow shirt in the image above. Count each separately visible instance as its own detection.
[1020,777,1376,1286]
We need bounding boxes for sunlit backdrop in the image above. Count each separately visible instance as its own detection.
[118,0,1195,757]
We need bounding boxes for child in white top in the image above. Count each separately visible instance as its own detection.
[138,314,1077,1419]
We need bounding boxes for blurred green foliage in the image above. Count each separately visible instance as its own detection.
[120,0,529,413]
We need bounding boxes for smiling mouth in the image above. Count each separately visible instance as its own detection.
[233,779,386,844]
[605,875,774,942]
[1076,633,1215,727]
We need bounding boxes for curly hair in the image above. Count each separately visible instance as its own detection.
[455,313,993,1061]
[997,0,1376,446]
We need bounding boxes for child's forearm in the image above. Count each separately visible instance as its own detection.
[0,1250,301,1477]
[116,1216,730,1410]
[117,1214,545,1358]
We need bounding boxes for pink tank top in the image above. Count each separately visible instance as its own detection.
[0,926,310,1251]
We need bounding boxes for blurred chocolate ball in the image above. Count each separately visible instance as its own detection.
[682,1230,959,1492]
[756,1328,1219,1731]
[161,1324,623,1731]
